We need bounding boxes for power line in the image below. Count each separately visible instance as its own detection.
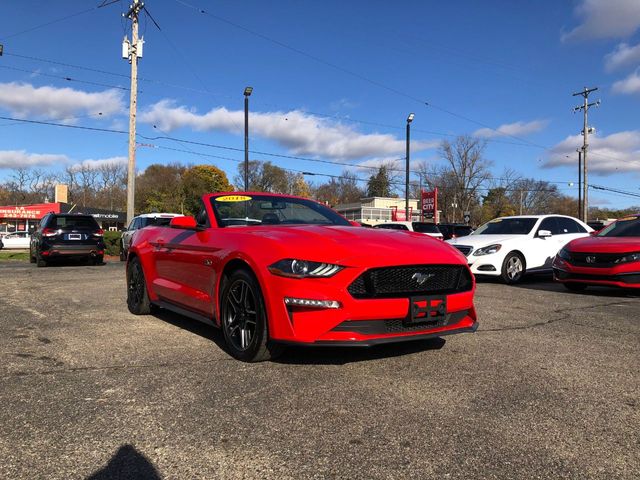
[0,112,624,191]
[0,1,119,41]
[0,64,129,91]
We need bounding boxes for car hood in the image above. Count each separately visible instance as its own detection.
[243,225,466,265]
[566,236,640,254]
[446,234,526,249]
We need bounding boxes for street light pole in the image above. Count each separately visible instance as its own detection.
[405,113,414,221]
[577,148,582,220]
[243,86,253,192]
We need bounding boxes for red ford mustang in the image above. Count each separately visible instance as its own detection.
[126,193,478,361]
[553,214,640,291]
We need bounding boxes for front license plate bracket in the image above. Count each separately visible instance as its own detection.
[405,295,447,326]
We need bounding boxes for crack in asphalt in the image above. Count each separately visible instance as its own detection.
[479,300,638,333]
[0,357,233,380]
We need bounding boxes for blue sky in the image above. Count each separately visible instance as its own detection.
[1,0,639,207]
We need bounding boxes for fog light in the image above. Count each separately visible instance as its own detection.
[284,297,341,309]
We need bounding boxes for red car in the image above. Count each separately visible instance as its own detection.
[553,214,640,291]
[126,193,477,361]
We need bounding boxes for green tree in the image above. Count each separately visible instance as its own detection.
[481,187,516,223]
[135,163,186,214]
[367,165,393,197]
[182,165,233,214]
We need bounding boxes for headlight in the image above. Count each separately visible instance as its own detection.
[268,259,343,278]
[557,247,571,260]
[614,252,640,264]
[473,244,502,256]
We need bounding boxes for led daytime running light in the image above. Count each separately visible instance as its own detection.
[284,297,341,309]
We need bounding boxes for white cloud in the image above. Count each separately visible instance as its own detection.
[612,70,640,95]
[473,120,548,139]
[70,156,127,171]
[543,130,640,175]
[0,150,69,169]
[604,42,640,71]
[0,82,124,120]
[562,0,640,42]
[140,100,437,160]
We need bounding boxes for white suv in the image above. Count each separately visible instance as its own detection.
[119,213,181,261]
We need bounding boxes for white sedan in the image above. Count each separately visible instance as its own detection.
[373,221,444,239]
[447,215,592,284]
[0,231,31,249]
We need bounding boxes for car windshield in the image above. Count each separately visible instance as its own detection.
[412,222,440,234]
[210,194,351,227]
[597,216,640,237]
[473,217,538,235]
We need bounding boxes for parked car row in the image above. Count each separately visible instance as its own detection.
[0,231,31,250]
[373,221,473,240]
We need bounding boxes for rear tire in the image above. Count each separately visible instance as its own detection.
[220,269,283,362]
[501,252,525,284]
[93,255,104,265]
[127,257,151,315]
[36,252,47,268]
[564,282,587,292]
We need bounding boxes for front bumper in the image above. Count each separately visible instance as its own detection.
[263,270,478,345]
[553,257,640,289]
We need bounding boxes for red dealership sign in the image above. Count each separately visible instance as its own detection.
[421,189,438,219]
[0,203,60,220]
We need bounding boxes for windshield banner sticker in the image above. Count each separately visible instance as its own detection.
[215,195,252,202]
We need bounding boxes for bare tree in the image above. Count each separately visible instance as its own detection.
[438,135,492,222]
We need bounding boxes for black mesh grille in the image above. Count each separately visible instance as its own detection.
[453,245,473,256]
[568,252,627,268]
[347,264,470,299]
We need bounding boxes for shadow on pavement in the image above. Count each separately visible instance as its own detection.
[152,308,448,365]
[274,337,446,365]
[86,444,161,480]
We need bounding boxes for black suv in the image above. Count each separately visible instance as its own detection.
[30,214,105,267]
[437,223,474,241]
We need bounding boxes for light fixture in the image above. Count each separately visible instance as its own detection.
[244,86,253,96]
[407,113,415,123]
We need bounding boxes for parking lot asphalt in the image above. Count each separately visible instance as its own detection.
[0,261,638,479]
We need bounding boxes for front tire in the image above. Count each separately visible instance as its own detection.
[127,257,151,315]
[501,252,525,284]
[220,269,282,362]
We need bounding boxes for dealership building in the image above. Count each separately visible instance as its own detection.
[0,186,125,234]
[333,197,422,225]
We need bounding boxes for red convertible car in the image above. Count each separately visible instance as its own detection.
[553,214,640,291]
[126,193,478,361]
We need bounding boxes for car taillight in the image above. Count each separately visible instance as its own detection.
[93,229,104,237]
[42,228,57,237]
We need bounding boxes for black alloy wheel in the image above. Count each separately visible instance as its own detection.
[127,257,151,315]
[501,252,525,284]
[220,269,282,362]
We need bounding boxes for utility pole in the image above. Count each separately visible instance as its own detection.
[576,148,582,220]
[519,189,523,216]
[572,87,599,224]
[123,0,144,226]
[243,87,253,191]
[405,113,414,221]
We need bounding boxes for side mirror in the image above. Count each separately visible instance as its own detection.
[537,229,552,238]
[170,216,200,230]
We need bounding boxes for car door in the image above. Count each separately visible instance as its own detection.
[556,217,589,247]
[152,205,221,316]
[529,217,564,270]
